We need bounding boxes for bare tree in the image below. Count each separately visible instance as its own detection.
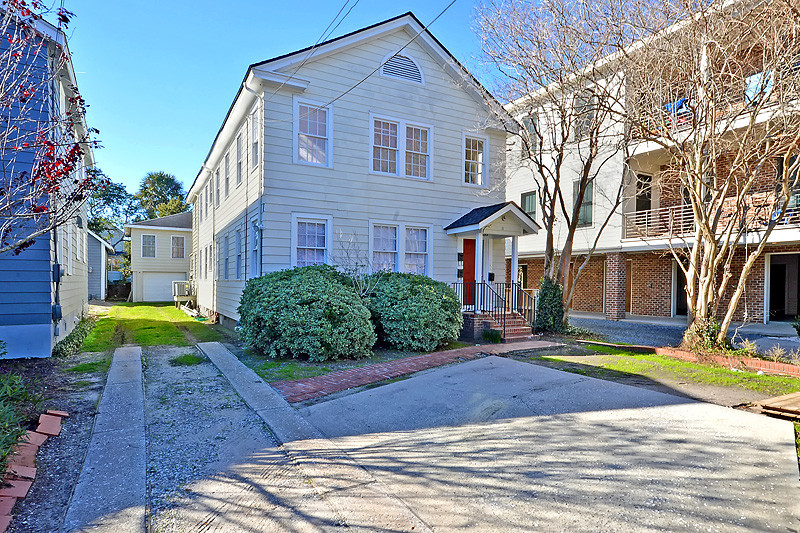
[0,2,102,255]
[608,0,800,344]
[478,0,631,322]
[333,231,385,297]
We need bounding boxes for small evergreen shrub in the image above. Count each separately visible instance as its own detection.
[53,317,95,358]
[534,277,565,333]
[481,329,503,344]
[238,265,375,361]
[793,315,800,337]
[0,371,44,480]
[683,316,724,351]
[367,272,462,352]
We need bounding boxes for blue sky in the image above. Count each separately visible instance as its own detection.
[65,0,494,195]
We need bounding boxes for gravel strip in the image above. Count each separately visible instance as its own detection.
[570,317,688,347]
[144,345,341,532]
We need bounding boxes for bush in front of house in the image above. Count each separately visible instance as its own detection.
[367,272,462,352]
[52,317,95,358]
[534,276,564,332]
[238,265,376,361]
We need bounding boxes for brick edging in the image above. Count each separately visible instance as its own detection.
[577,340,800,378]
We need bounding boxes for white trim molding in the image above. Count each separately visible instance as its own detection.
[290,213,334,267]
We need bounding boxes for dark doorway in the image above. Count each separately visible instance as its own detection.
[675,265,688,316]
[635,174,652,212]
[768,254,800,321]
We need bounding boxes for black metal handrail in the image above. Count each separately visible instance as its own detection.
[452,281,507,338]
[495,282,536,327]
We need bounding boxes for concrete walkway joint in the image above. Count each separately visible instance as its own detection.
[198,341,433,532]
[62,346,146,533]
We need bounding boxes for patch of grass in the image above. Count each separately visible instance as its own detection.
[538,351,800,397]
[66,360,110,374]
[254,360,332,382]
[169,353,206,367]
[436,341,471,351]
[81,303,223,351]
[71,380,94,389]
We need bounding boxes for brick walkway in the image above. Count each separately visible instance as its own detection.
[271,340,560,403]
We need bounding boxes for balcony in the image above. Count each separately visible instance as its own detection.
[622,204,694,239]
[623,202,800,240]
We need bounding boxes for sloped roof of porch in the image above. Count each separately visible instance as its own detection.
[444,202,539,235]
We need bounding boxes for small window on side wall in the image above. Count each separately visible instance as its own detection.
[464,136,486,186]
[521,191,537,220]
[296,102,331,167]
[171,236,185,259]
[142,234,156,258]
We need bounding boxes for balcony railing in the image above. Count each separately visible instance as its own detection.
[623,202,800,240]
[623,204,694,239]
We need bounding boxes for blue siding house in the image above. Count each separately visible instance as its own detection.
[0,17,95,358]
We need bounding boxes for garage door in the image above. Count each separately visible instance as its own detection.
[142,272,187,302]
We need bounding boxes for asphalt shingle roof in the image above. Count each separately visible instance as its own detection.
[444,202,512,231]
[133,211,192,229]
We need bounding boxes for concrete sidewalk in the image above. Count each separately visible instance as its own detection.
[62,346,146,532]
[198,341,432,532]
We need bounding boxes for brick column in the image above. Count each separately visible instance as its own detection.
[605,252,626,320]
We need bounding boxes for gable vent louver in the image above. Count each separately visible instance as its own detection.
[381,54,422,84]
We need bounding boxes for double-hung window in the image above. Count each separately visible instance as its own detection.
[251,109,259,169]
[215,169,220,206]
[223,235,230,280]
[236,133,243,185]
[574,179,594,227]
[521,191,537,219]
[404,227,428,274]
[235,230,242,279]
[370,222,430,275]
[296,101,331,166]
[371,116,431,179]
[171,236,185,259]
[464,135,486,186]
[250,219,260,278]
[142,234,156,258]
[292,214,331,267]
[372,225,397,272]
[224,153,230,197]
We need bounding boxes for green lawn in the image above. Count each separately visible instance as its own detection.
[82,303,223,352]
[243,340,472,382]
[534,343,800,397]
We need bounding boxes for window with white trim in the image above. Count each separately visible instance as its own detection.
[236,133,243,185]
[371,117,430,179]
[464,136,486,185]
[295,218,328,267]
[249,219,261,279]
[215,169,220,206]
[297,103,329,166]
[142,234,156,258]
[223,235,230,280]
[224,153,230,197]
[171,236,185,259]
[235,230,242,279]
[250,109,259,169]
[404,227,428,274]
[372,225,397,272]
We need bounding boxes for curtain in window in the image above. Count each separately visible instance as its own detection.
[372,225,397,272]
[405,227,427,274]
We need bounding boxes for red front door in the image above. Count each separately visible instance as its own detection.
[463,238,476,304]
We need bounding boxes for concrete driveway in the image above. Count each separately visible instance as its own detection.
[301,356,799,532]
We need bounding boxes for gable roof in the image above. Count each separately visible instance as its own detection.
[86,229,114,252]
[445,201,539,234]
[187,12,513,201]
[124,211,192,235]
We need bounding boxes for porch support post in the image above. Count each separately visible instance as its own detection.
[510,236,519,286]
[604,252,626,320]
[475,233,484,284]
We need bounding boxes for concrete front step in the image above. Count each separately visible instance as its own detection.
[504,334,535,343]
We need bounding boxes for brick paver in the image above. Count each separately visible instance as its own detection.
[271,340,559,403]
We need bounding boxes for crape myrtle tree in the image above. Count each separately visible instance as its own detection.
[603,0,800,345]
[0,1,104,255]
[478,0,631,325]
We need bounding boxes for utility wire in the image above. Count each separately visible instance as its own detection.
[263,0,459,124]
[262,0,362,103]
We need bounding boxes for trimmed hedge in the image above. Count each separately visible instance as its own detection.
[367,272,462,352]
[534,276,564,332]
[52,317,95,358]
[238,265,376,361]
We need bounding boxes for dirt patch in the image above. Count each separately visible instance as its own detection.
[6,350,109,532]
[144,345,335,531]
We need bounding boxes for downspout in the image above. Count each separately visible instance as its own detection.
[242,80,264,277]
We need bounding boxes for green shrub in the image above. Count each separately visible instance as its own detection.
[0,372,42,480]
[238,265,375,361]
[683,316,724,351]
[481,329,503,344]
[534,277,565,333]
[793,315,800,337]
[367,272,462,352]
[53,317,95,358]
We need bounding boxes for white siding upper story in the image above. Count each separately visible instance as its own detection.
[187,13,512,322]
[125,215,191,303]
